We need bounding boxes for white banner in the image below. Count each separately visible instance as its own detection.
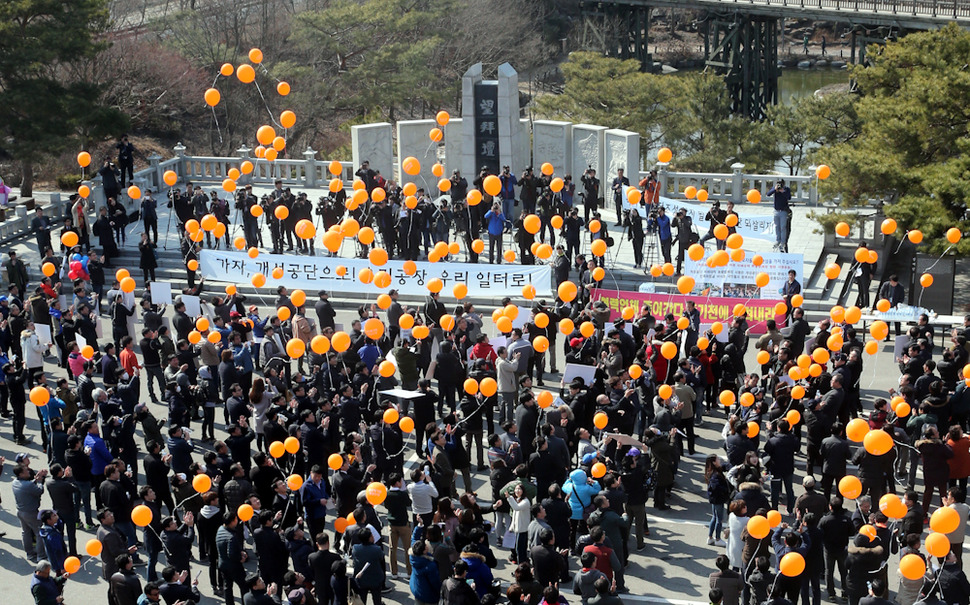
[684,252,803,300]
[198,249,553,297]
[658,196,776,241]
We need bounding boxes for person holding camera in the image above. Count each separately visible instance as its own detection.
[767,179,792,252]
[483,202,506,264]
[610,168,629,227]
[699,201,727,250]
[672,208,696,274]
[520,167,541,215]
[580,168,600,223]
[648,206,672,264]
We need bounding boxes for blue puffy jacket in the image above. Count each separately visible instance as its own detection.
[409,553,442,603]
[562,469,601,521]
[461,553,494,598]
[484,210,505,237]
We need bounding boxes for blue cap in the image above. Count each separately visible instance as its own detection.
[625,448,641,457]
[581,453,597,465]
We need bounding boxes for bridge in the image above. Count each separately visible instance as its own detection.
[580,0,970,119]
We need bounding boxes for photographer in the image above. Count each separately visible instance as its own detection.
[519,167,541,215]
[610,168,630,227]
[698,201,727,250]
[450,170,468,203]
[292,193,314,255]
[499,166,517,219]
[580,167,600,223]
[648,206,672,264]
[483,202,505,265]
[236,190,259,249]
[671,208,696,275]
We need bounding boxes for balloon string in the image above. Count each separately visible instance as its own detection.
[922,244,953,276]
[209,105,224,144]
[252,78,282,131]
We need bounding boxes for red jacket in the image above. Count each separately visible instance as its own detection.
[583,543,616,580]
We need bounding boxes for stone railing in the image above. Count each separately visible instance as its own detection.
[642,163,823,206]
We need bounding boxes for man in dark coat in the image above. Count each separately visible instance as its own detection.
[764,420,798,513]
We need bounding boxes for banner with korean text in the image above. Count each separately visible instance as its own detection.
[684,252,802,299]
[592,288,783,334]
[657,196,776,241]
[199,250,553,297]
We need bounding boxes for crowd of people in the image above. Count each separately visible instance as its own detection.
[3,154,969,605]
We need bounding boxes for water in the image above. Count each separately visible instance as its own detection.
[776,67,850,103]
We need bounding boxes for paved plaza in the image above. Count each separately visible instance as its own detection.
[0,184,919,605]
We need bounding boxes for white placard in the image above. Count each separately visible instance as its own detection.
[34,324,52,347]
[511,306,532,331]
[659,196,775,241]
[489,336,507,351]
[76,333,87,351]
[562,363,596,386]
[700,323,729,343]
[684,251,803,300]
[181,295,201,318]
[198,249,553,297]
[150,282,172,305]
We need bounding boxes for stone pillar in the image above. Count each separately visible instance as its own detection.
[604,129,640,185]
[147,154,162,192]
[731,162,745,204]
[532,120,572,175]
[173,142,187,183]
[497,63,525,173]
[351,122,393,183]
[396,119,439,189]
[303,147,318,187]
[442,118,464,179]
[516,119,532,175]
[571,125,607,185]
[461,63,483,180]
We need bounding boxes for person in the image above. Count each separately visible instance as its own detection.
[30,560,67,605]
[878,275,906,337]
[709,555,743,605]
[610,168,629,226]
[706,455,730,547]
[853,243,873,308]
[651,206,672,264]
[781,270,802,324]
[580,168,600,224]
[945,487,970,567]
[351,528,385,605]
[13,462,48,562]
[767,179,792,252]
[31,208,53,261]
[625,208,644,268]
[483,203,505,265]
[139,232,157,283]
[111,554,143,605]
[216,512,248,605]
[117,135,135,186]
[4,250,29,296]
[440,560,479,605]
[410,540,442,605]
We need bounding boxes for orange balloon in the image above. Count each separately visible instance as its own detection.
[746,515,770,539]
[593,412,608,430]
[839,475,862,499]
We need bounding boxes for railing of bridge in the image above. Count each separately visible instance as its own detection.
[653,0,970,19]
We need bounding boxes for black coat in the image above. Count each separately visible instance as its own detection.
[253,526,289,580]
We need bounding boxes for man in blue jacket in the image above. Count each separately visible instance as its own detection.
[484,203,506,265]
